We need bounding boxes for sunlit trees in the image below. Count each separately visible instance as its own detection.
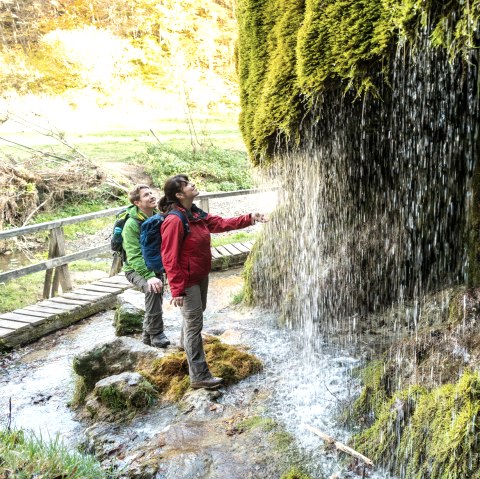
[0,0,238,104]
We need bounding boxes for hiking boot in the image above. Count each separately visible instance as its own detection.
[190,377,223,390]
[142,332,151,346]
[150,332,171,348]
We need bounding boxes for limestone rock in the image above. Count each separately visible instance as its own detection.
[73,337,163,390]
[94,372,157,410]
[114,291,145,336]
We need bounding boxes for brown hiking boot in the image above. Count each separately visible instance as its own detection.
[190,377,223,390]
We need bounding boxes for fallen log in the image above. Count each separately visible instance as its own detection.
[305,424,374,467]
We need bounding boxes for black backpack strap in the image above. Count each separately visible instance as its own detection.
[166,210,190,238]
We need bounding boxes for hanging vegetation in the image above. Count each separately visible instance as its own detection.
[237,0,480,163]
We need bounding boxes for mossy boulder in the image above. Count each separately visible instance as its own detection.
[113,295,144,336]
[94,372,157,411]
[140,336,263,402]
[72,337,162,391]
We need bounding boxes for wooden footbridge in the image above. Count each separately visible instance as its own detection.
[0,189,268,350]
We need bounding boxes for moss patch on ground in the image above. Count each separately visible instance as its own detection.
[139,336,263,401]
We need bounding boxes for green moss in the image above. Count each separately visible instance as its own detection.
[280,466,312,479]
[237,0,480,162]
[238,416,277,432]
[139,337,262,401]
[351,359,391,421]
[70,375,89,407]
[96,380,156,411]
[352,370,480,478]
[468,159,480,287]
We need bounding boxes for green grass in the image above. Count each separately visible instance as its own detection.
[211,231,256,247]
[0,260,111,314]
[33,199,123,240]
[0,428,115,479]
[0,118,245,165]
[135,143,254,192]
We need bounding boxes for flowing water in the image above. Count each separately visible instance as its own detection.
[1,270,394,478]
[251,27,479,337]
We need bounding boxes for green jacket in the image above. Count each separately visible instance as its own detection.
[122,204,156,280]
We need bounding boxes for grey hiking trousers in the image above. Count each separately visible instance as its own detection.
[125,270,164,336]
[180,276,212,383]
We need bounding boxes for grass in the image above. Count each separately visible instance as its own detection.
[0,428,115,479]
[33,199,124,241]
[0,260,111,314]
[136,143,254,192]
[0,118,245,165]
[211,231,256,247]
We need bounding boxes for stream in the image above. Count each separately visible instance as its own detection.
[0,269,393,478]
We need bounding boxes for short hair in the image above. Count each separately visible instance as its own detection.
[128,184,150,204]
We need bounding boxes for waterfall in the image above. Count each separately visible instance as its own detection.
[249,28,479,336]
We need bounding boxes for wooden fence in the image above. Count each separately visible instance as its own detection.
[0,188,275,298]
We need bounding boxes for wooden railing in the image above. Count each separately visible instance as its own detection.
[0,188,276,298]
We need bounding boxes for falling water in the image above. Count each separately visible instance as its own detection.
[251,27,479,339]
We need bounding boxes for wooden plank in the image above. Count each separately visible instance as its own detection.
[0,327,14,337]
[49,296,90,306]
[81,284,121,294]
[232,242,250,253]
[242,241,254,249]
[223,244,243,256]
[211,248,223,259]
[101,276,130,285]
[61,292,105,302]
[93,280,130,289]
[72,289,109,297]
[43,228,58,298]
[23,305,62,315]
[39,301,79,311]
[215,245,233,257]
[0,319,30,330]
[0,312,43,324]
[0,206,125,240]
[15,308,52,318]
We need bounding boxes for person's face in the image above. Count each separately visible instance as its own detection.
[134,188,157,212]
[177,181,199,201]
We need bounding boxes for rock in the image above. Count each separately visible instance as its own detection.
[94,372,157,411]
[180,388,224,419]
[114,292,145,336]
[73,337,163,390]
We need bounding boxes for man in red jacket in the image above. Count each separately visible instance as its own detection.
[159,175,267,389]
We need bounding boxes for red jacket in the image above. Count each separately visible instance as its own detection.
[161,207,252,297]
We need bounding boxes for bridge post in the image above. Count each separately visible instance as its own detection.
[43,227,72,298]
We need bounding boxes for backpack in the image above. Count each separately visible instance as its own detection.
[110,209,142,258]
[140,210,190,273]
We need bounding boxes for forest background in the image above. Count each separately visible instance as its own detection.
[0,0,254,312]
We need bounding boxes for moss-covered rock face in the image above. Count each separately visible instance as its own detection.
[352,371,480,478]
[242,12,480,325]
[348,288,480,477]
[237,0,480,162]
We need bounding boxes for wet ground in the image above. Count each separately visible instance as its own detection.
[0,269,393,478]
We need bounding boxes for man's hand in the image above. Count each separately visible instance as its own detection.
[170,297,184,307]
[147,277,163,293]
